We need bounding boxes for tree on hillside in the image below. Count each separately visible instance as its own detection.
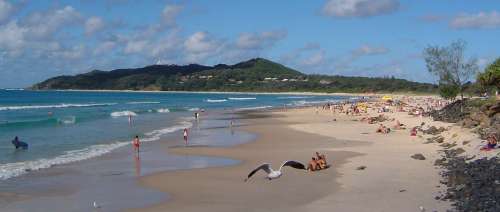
[423,40,479,100]
[477,57,500,95]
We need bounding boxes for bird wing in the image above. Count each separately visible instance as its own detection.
[246,163,271,180]
[279,160,306,172]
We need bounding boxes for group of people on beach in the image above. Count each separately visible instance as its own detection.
[307,152,328,171]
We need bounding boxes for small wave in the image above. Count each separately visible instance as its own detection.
[277,96,313,99]
[0,141,129,180]
[156,108,170,113]
[110,111,137,117]
[188,107,200,111]
[143,121,193,142]
[2,88,24,91]
[205,99,227,103]
[292,99,340,106]
[126,101,160,105]
[236,106,273,111]
[0,103,116,111]
[57,116,76,125]
[228,97,256,100]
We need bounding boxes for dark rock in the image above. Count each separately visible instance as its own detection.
[438,156,500,212]
[423,126,447,135]
[356,166,367,170]
[411,153,426,160]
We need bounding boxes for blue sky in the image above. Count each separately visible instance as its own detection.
[0,0,499,87]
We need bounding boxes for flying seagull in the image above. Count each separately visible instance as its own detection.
[244,160,306,181]
[93,201,100,209]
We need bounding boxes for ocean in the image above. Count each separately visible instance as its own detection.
[0,90,349,180]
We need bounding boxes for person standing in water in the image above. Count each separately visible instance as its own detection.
[128,114,133,126]
[133,135,140,154]
[183,128,188,146]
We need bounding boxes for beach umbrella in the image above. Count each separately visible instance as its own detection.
[382,95,393,101]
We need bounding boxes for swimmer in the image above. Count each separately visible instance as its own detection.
[11,136,28,150]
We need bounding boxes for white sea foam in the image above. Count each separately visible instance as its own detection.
[110,111,137,117]
[2,88,24,91]
[188,107,200,111]
[57,116,76,125]
[0,103,116,111]
[143,121,193,142]
[0,120,193,180]
[126,101,160,104]
[205,99,227,103]
[228,97,256,100]
[156,108,170,113]
[292,99,341,106]
[0,141,128,180]
[236,106,273,111]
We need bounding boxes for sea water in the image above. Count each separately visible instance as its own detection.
[0,90,348,180]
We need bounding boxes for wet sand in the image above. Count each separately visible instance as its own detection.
[131,111,363,212]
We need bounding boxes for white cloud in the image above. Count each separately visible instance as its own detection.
[22,6,82,40]
[236,30,287,49]
[322,0,399,18]
[0,21,27,52]
[450,11,500,29]
[124,40,149,54]
[184,31,219,53]
[352,45,389,56]
[184,31,222,62]
[301,50,326,66]
[161,5,182,26]
[0,0,13,23]
[93,41,116,55]
[85,16,105,35]
[52,44,86,60]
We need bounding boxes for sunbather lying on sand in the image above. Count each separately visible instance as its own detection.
[410,127,418,136]
[315,152,327,169]
[307,157,319,171]
[376,124,391,134]
[481,134,498,151]
[393,120,406,130]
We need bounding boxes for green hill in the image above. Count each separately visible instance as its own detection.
[31,58,437,93]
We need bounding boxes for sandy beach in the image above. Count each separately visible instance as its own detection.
[129,95,494,212]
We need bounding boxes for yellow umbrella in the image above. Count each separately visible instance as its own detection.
[382,95,392,101]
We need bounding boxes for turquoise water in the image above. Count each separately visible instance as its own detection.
[0,90,348,180]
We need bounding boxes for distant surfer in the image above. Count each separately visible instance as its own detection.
[183,128,188,146]
[133,135,140,154]
[11,136,28,150]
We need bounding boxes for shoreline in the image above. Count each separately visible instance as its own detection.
[131,110,363,212]
[23,89,437,97]
[0,111,254,212]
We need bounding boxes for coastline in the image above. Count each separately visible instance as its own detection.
[26,89,437,97]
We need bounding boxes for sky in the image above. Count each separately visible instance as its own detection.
[0,0,499,88]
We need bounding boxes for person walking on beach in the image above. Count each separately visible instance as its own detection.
[133,135,140,154]
[183,128,188,146]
